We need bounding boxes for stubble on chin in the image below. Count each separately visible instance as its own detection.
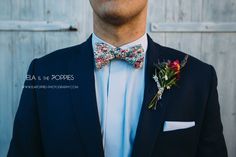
[97,6,130,25]
[97,6,142,25]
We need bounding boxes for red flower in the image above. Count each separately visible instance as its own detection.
[169,60,180,72]
[168,60,181,79]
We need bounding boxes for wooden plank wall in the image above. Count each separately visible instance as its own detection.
[0,0,235,157]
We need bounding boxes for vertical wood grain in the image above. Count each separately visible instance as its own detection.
[0,32,13,157]
[0,0,11,20]
[148,0,165,45]
[11,0,44,20]
[201,33,236,157]
[165,0,202,58]
[203,0,236,22]
[0,1,13,157]
[10,0,45,115]
[44,0,91,53]
[202,1,236,156]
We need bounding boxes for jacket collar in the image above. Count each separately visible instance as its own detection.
[68,34,176,157]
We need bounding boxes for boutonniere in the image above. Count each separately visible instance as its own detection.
[148,55,189,110]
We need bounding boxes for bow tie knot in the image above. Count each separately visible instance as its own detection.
[94,43,145,69]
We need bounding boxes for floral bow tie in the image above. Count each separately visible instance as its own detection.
[94,43,145,69]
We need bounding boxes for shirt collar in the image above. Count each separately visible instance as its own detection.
[92,33,148,54]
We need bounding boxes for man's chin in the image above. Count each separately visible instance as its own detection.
[101,13,132,26]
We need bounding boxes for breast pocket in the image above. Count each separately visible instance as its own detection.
[152,121,197,157]
[163,121,195,132]
[155,120,197,156]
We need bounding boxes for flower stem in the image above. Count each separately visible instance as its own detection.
[148,92,159,110]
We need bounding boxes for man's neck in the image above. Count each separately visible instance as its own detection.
[93,8,147,47]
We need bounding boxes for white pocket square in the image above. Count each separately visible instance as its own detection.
[163,121,195,132]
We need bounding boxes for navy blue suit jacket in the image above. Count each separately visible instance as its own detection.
[7,35,227,157]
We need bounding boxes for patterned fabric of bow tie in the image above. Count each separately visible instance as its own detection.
[94,43,145,69]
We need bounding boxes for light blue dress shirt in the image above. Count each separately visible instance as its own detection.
[92,33,148,157]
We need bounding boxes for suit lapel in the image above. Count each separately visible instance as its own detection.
[68,35,104,157]
[131,35,172,157]
[67,34,179,157]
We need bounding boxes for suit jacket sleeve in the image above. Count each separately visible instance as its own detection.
[7,59,44,157]
[196,66,228,157]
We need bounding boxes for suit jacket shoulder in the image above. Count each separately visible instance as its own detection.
[31,39,90,75]
[154,42,216,85]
